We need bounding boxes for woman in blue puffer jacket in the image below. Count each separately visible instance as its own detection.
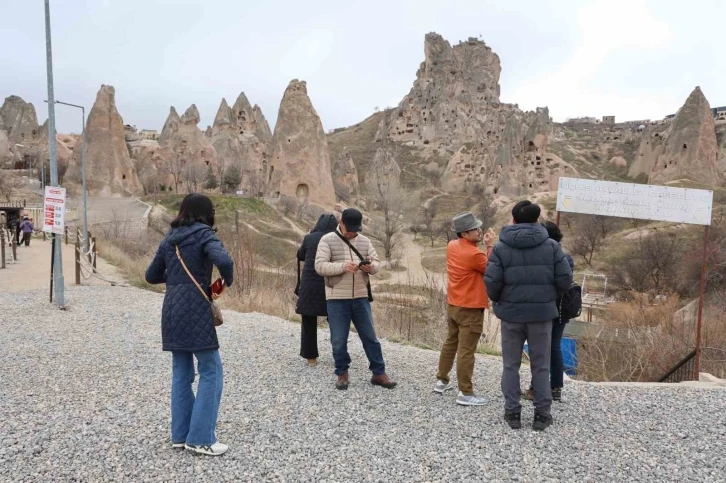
[146,193,234,456]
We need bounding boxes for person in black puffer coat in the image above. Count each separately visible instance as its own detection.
[145,194,234,456]
[295,213,338,366]
[485,200,572,432]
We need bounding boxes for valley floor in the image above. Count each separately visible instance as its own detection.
[2,286,725,482]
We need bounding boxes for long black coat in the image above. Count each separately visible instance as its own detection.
[295,214,338,316]
[145,222,234,352]
[485,223,572,323]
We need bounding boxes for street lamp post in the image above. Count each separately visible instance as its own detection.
[44,0,64,306]
[52,100,88,254]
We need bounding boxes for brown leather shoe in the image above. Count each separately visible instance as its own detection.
[371,373,397,389]
[335,372,349,390]
[306,358,318,367]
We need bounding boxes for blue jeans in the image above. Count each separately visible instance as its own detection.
[550,321,566,388]
[327,299,386,376]
[171,350,223,446]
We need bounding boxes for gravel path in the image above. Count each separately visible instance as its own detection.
[2,287,725,482]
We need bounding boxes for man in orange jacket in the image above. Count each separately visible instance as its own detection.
[435,211,495,405]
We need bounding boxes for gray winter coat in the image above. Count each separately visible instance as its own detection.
[484,223,572,323]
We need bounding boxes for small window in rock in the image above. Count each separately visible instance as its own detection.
[536,156,541,161]
[122,174,126,180]
[683,143,687,149]
[529,184,533,189]
[493,187,499,194]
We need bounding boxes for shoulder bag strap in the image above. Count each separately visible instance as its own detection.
[175,245,211,302]
[334,230,365,262]
[334,231,374,302]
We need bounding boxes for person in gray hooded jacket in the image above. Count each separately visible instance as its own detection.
[485,200,572,431]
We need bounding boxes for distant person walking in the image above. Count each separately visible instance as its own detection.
[145,193,234,456]
[295,213,338,366]
[485,201,572,431]
[20,217,34,246]
[434,212,495,406]
[10,217,20,245]
[315,208,397,391]
[522,221,575,403]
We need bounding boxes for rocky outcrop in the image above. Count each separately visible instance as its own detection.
[716,123,726,177]
[268,80,335,207]
[377,33,574,196]
[65,85,142,195]
[158,104,217,192]
[368,148,401,196]
[210,93,272,194]
[635,87,721,186]
[332,149,360,202]
[159,107,180,144]
[0,96,40,145]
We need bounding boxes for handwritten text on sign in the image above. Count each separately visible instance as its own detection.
[556,177,713,226]
[42,186,67,235]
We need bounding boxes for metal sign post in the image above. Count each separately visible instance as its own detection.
[44,0,65,306]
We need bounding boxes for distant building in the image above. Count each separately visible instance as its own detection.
[568,116,598,124]
[712,106,726,120]
[140,129,158,140]
[602,116,615,124]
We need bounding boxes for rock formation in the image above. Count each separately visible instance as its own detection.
[630,87,721,185]
[64,85,142,195]
[0,95,40,145]
[159,107,180,144]
[268,80,335,207]
[368,148,401,196]
[210,93,272,195]
[156,104,217,193]
[377,33,575,196]
[332,149,360,202]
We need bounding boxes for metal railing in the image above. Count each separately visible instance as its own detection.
[659,350,697,383]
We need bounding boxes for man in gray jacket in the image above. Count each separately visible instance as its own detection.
[485,200,572,431]
[315,208,397,391]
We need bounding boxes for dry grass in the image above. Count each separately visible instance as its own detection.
[576,295,726,381]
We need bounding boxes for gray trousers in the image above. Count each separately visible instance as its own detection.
[501,320,553,416]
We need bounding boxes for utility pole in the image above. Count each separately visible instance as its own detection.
[52,100,88,255]
[44,0,65,306]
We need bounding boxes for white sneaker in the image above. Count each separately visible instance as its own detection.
[434,380,456,393]
[185,442,229,456]
[172,442,185,450]
[456,392,487,406]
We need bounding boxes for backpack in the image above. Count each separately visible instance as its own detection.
[557,282,582,323]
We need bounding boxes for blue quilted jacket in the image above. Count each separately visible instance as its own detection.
[145,222,234,352]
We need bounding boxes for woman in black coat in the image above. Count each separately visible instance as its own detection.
[295,213,338,366]
[145,194,234,457]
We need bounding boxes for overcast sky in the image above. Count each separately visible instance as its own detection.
[1,0,723,135]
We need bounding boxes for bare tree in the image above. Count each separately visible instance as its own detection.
[571,216,606,266]
[184,162,203,194]
[0,171,21,202]
[368,159,411,269]
[609,231,685,294]
[421,202,438,247]
[168,156,183,193]
[475,193,498,231]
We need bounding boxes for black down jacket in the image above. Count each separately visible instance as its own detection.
[484,223,572,323]
[295,214,338,316]
[145,222,234,352]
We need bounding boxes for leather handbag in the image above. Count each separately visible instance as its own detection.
[175,245,224,327]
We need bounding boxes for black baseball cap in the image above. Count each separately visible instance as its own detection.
[342,208,363,232]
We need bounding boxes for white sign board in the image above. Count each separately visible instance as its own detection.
[43,186,67,234]
[556,177,713,226]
